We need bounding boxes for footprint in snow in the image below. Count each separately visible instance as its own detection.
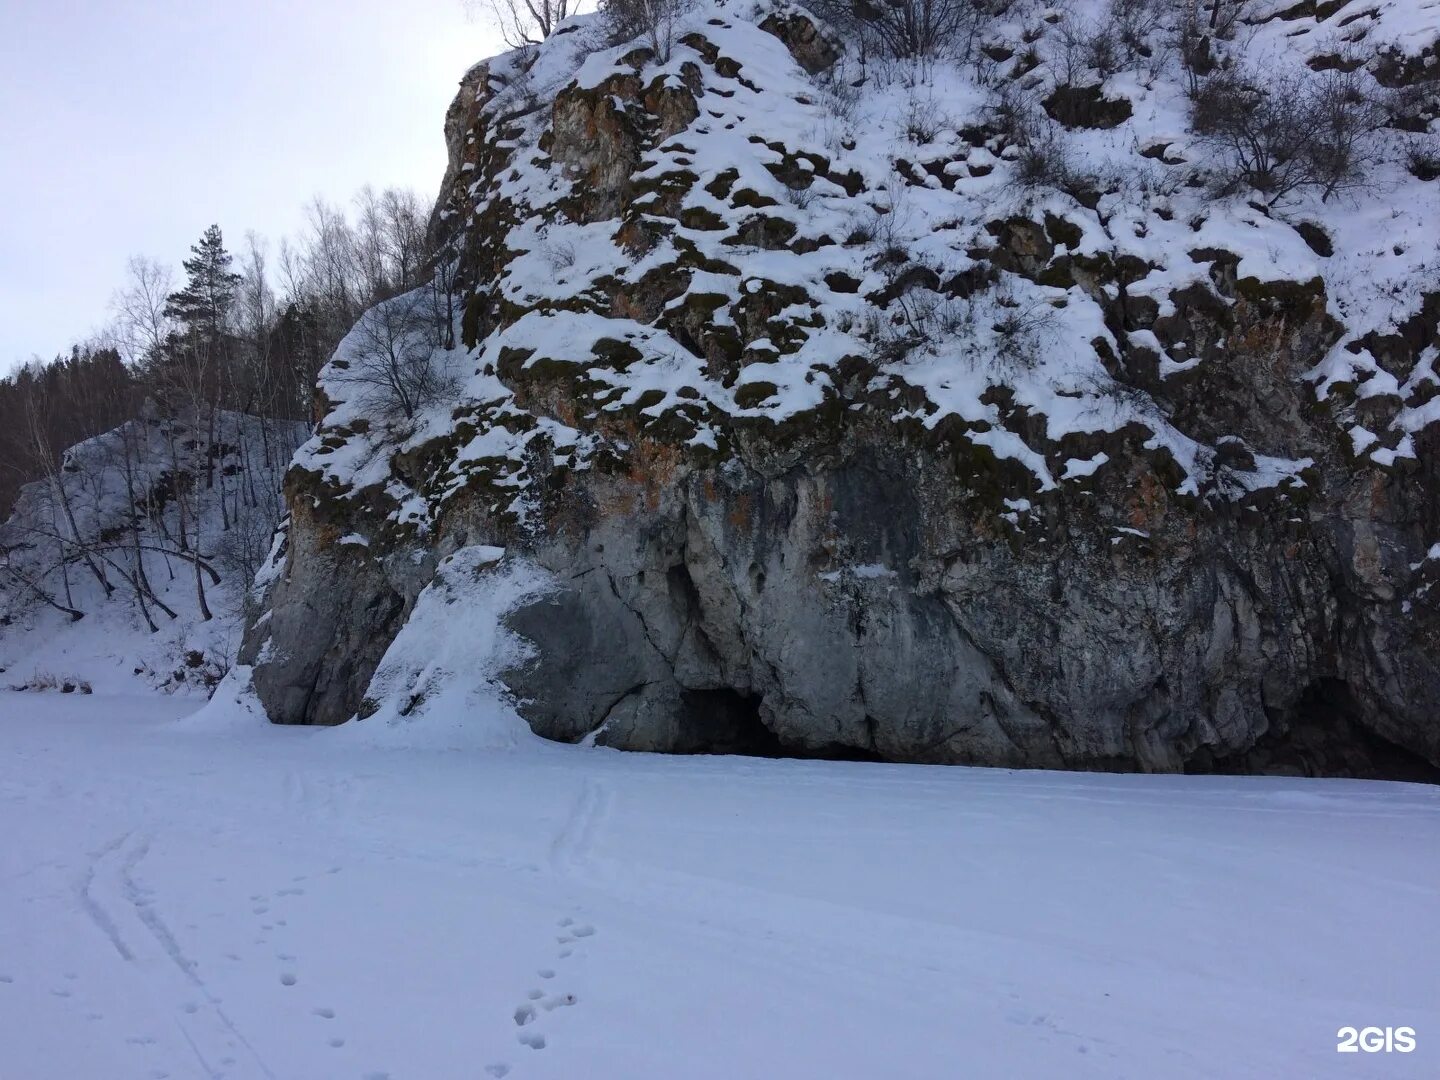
[280,972,297,987]
[517,1031,546,1050]
[484,1065,511,1078]
[313,1007,336,1019]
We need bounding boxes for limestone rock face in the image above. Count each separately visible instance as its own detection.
[242,2,1440,778]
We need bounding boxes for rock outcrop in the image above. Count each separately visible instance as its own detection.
[242,0,1440,779]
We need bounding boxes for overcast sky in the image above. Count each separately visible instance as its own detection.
[0,0,502,373]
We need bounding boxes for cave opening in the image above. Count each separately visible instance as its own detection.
[677,688,886,762]
[1194,678,1440,783]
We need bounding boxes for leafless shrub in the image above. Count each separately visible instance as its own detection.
[984,86,1079,190]
[989,289,1056,369]
[1191,66,1384,205]
[543,238,578,271]
[7,671,91,694]
[866,289,974,362]
[867,179,916,257]
[1109,0,1168,68]
[816,69,862,125]
[1406,142,1440,182]
[601,0,687,61]
[904,92,949,144]
[1013,133,1076,189]
[782,184,817,210]
[866,275,1055,372]
[1203,0,1250,40]
[808,0,985,62]
[211,506,283,612]
[333,292,459,421]
[1055,0,1169,84]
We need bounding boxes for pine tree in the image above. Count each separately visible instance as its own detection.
[164,225,241,341]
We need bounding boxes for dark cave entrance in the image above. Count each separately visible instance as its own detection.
[676,688,886,762]
[1192,678,1440,783]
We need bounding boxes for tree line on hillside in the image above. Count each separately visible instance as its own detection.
[0,187,453,635]
[0,186,438,522]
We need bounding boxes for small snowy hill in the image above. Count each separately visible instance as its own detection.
[0,409,305,695]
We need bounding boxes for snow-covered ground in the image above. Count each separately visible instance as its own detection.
[2,693,1437,1079]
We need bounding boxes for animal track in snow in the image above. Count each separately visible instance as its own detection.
[517,1031,546,1050]
[484,1065,510,1077]
[312,1006,335,1019]
[514,1003,536,1026]
[279,972,297,986]
[537,968,554,979]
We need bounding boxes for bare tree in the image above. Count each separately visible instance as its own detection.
[472,0,577,48]
[333,292,457,421]
[111,256,175,365]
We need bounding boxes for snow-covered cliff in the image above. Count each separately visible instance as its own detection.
[240,0,1440,776]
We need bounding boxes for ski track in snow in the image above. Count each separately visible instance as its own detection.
[71,827,277,1079]
[2,692,1438,1079]
[548,778,611,879]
